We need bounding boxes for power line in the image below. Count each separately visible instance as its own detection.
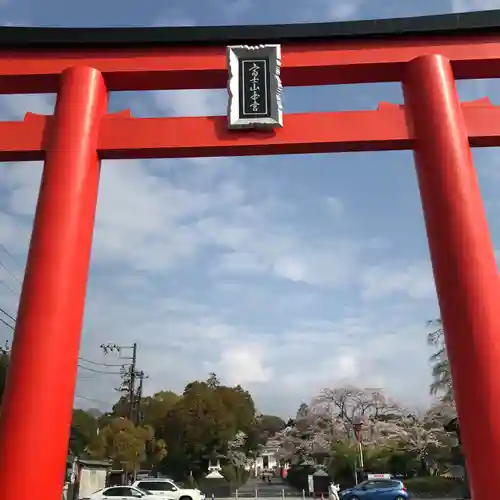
[0,241,22,296]
[0,242,18,266]
[0,309,123,371]
[0,258,22,286]
[78,364,123,375]
[79,356,126,368]
[0,317,14,331]
[0,240,22,285]
[0,278,18,296]
[75,394,110,406]
[0,306,16,324]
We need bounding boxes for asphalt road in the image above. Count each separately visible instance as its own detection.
[230,477,454,500]
[218,497,455,500]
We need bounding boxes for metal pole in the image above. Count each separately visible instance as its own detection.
[358,441,364,481]
[129,342,137,421]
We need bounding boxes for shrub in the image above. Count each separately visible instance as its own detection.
[404,476,464,497]
[285,464,316,492]
[221,465,249,487]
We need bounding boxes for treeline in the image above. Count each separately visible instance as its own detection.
[71,372,286,482]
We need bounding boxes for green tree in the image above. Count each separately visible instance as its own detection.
[157,381,234,478]
[207,372,220,389]
[216,384,256,434]
[243,426,267,457]
[329,441,358,485]
[137,390,180,428]
[427,319,453,402]
[110,396,129,419]
[157,378,256,479]
[110,390,180,427]
[258,414,286,435]
[242,414,286,456]
[89,417,153,472]
[71,409,99,456]
[296,403,309,420]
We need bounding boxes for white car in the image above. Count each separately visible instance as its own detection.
[132,479,203,500]
[83,485,168,499]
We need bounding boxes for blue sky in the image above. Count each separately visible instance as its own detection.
[1,0,500,418]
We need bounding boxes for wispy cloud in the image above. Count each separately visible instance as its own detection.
[4,0,500,417]
[451,0,500,12]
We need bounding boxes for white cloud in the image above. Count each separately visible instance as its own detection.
[152,89,226,117]
[451,0,500,11]
[216,252,267,274]
[327,0,364,20]
[324,196,345,218]
[3,0,500,425]
[295,0,365,22]
[211,344,273,385]
[0,89,441,418]
[361,260,436,301]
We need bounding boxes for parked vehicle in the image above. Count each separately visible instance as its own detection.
[339,479,409,499]
[132,478,204,500]
[83,485,167,499]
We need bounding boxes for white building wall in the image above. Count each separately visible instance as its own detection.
[254,453,279,476]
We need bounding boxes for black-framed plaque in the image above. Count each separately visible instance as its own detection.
[227,44,283,129]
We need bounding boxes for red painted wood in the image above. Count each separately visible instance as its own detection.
[0,28,499,500]
[1,101,500,161]
[0,33,499,93]
[404,54,500,500]
[0,66,107,500]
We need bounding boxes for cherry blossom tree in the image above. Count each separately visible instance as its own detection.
[278,386,455,475]
[309,386,404,443]
[424,401,456,426]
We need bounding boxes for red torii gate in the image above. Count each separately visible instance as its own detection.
[0,9,499,500]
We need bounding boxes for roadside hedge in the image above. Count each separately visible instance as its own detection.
[404,477,465,498]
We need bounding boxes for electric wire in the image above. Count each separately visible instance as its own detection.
[0,242,19,266]
[0,306,16,323]
[0,240,22,293]
[0,317,14,331]
[0,241,128,406]
[79,356,126,368]
[0,305,125,372]
[75,394,110,406]
[0,278,17,296]
[0,258,22,286]
[78,364,123,375]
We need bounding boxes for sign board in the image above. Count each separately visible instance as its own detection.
[367,473,392,480]
[227,44,283,129]
[307,474,314,494]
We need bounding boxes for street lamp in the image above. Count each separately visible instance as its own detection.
[353,418,364,484]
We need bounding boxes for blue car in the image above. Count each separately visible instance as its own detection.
[339,479,409,499]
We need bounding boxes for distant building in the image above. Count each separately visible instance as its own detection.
[252,437,289,477]
[64,457,110,500]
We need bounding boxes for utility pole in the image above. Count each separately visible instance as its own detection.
[101,342,138,421]
[128,343,137,422]
[135,370,145,426]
